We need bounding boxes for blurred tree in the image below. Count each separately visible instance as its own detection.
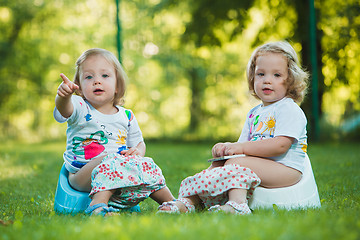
[319,0,360,130]
[0,0,45,137]
[162,0,323,139]
[0,0,117,140]
[0,0,358,142]
[151,0,253,135]
[153,0,360,140]
[120,0,257,139]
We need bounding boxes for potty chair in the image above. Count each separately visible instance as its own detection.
[248,154,321,210]
[54,164,140,214]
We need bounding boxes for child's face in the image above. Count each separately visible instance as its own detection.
[79,54,117,111]
[254,53,288,106]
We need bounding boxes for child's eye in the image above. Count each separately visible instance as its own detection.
[274,73,281,77]
[102,74,109,78]
[257,73,264,77]
[85,75,93,80]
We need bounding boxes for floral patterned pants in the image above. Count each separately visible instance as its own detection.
[90,153,166,208]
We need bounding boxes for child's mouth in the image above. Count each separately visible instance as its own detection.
[94,89,104,94]
[262,88,273,94]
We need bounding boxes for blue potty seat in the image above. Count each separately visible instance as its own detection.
[54,164,140,214]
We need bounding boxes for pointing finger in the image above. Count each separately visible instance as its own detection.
[60,73,79,91]
[60,73,71,84]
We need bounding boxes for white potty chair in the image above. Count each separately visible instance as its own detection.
[248,154,321,210]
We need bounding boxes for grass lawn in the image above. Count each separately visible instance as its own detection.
[0,140,359,239]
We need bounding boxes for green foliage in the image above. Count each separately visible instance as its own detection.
[0,0,118,141]
[0,141,359,239]
[0,0,359,141]
[173,0,253,46]
[319,0,360,125]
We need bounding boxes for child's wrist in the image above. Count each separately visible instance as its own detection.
[234,142,244,155]
[57,92,72,98]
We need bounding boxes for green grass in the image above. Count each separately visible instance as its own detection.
[0,140,359,239]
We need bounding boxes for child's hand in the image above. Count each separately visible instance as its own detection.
[121,147,141,156]
[212,142,243,157]
[212,142,229,157]
[57,73,79,98]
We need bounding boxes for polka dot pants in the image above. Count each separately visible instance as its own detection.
[178,164,261,208]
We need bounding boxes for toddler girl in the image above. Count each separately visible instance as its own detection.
[54,48,174,216]
[158,41,309,215]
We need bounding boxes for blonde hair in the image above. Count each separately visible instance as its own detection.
[74,48,127,106]
[246,41,309,104]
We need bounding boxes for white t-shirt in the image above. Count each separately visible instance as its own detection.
[54,95,144,173]
[238,97,307,173]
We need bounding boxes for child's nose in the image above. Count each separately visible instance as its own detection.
[93,77,101,84]
[263,76,271,83]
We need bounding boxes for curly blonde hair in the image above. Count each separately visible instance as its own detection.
[246,41,309,104]
[73,48,127,106]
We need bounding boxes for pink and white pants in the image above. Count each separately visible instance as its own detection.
[178,164,261,208]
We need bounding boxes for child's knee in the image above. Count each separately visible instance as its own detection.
[225,157,245,166]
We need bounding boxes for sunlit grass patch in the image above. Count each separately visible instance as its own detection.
[0,141,359,239]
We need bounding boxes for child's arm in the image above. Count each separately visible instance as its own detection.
[55,73,79,118]
[212,136,294,158]
[121,141,146,157]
